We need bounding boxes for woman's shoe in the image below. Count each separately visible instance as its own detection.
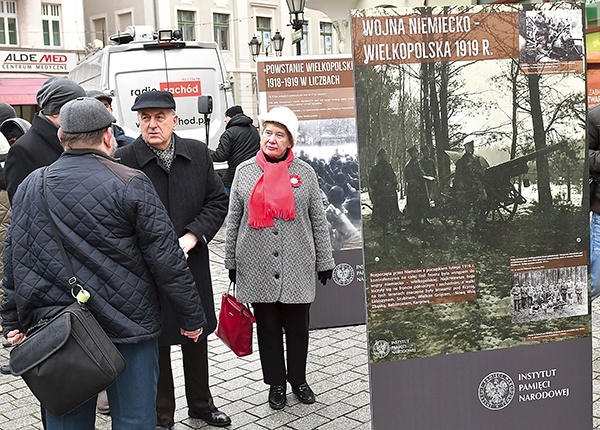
[292,383,315,404]
[268,384,287,409]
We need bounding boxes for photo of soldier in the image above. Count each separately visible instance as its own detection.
[510,266,587,323]
[404,145,431,227]
[452,140,489,228]
[369,147,400,233]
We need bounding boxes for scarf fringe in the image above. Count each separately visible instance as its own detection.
[249,208,296,229]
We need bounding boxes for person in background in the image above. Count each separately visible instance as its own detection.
[210,105,260,194]
[0,101,16,135]
[0,118,31,147]
[4,77,86,202]
[0,101,16,340]
[116,91,230,429]
[0,116,30,375]
[86,90,134,147]
[224,106,335,411]
[1,97,206,429]
[588,103,600,301]
[0,117,29,276]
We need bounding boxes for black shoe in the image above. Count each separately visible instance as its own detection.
[292,383,315,404]
[188,410,231,427]
[268,384,287,410]
[156,425,173,430]
[0,364,11,375]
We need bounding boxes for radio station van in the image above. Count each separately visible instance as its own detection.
[69,26,234,165]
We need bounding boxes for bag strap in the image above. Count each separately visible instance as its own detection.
[42,168,85,299]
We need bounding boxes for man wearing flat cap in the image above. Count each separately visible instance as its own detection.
[4,76,86,202]
[210,105,260,193]
[115,90,230,429]
[1,97,206,429]
[86,90,134,147]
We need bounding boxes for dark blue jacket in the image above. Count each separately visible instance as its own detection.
[0,149,206,343]
[210,114,260,188]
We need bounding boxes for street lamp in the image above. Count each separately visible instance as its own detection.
[271,31,284,56]
[249,31,284,61]
[248,36,261,61]
[286,0,306,56]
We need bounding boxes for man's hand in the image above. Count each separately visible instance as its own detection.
[178,232,199,259]
[180,327,203,343]
[6,329,25,345]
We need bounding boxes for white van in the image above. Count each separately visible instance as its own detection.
[69,26,234,159]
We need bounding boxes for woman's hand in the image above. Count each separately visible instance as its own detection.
[317,270,333,286]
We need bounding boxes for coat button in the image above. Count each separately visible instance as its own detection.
[275,273,280,279]
[273,251,279,257]
[273,229,279,235]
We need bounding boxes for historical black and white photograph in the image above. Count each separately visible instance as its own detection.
[510,266,588,323]
[520,9,584,64]
[296,117,362,251]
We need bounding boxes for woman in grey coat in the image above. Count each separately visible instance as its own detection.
[225,106,335,410]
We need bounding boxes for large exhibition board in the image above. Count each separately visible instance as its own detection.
[351,3,591,428]
[257,54,366,328]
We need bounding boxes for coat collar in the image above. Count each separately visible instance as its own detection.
[62,148,117,162]
[131,133,193,168]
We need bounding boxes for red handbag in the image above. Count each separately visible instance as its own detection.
[215,284,256,357]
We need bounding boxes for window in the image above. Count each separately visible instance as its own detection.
[92,18,106,45]
[0,1,17,46]
[320,22,333,55]
[256,16,271,54]
[177,10,196,41]
[299,22,308,55]
[117,12,132,32]
[41,3,61,47]
[213,13,230,51]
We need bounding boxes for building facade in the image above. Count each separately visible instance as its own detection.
[80,0,338,121]
[0,0,86,121]
[0,0,86,120]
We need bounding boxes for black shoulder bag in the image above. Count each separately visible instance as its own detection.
[9,168,126,417]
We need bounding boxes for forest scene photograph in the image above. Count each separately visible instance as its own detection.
[351,3,590,362]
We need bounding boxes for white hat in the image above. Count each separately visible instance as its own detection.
[259,106,298,144]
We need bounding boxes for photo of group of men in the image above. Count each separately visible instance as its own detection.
[520,9,584,65]
[510,265,588,323]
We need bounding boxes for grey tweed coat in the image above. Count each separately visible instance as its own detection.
[224,156,335,304]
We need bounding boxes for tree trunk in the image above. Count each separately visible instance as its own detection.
[527,74,553,209]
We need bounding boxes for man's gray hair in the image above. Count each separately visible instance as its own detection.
[60,127,109,150]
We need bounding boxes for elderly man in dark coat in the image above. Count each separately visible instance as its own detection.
[115,91,229,429]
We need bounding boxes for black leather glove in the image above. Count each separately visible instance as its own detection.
[317,269,333,286]
[229,269,236,284]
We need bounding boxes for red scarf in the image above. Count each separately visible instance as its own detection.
[248,149,296,228]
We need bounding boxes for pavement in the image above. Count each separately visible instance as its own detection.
[0,225,599,429]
